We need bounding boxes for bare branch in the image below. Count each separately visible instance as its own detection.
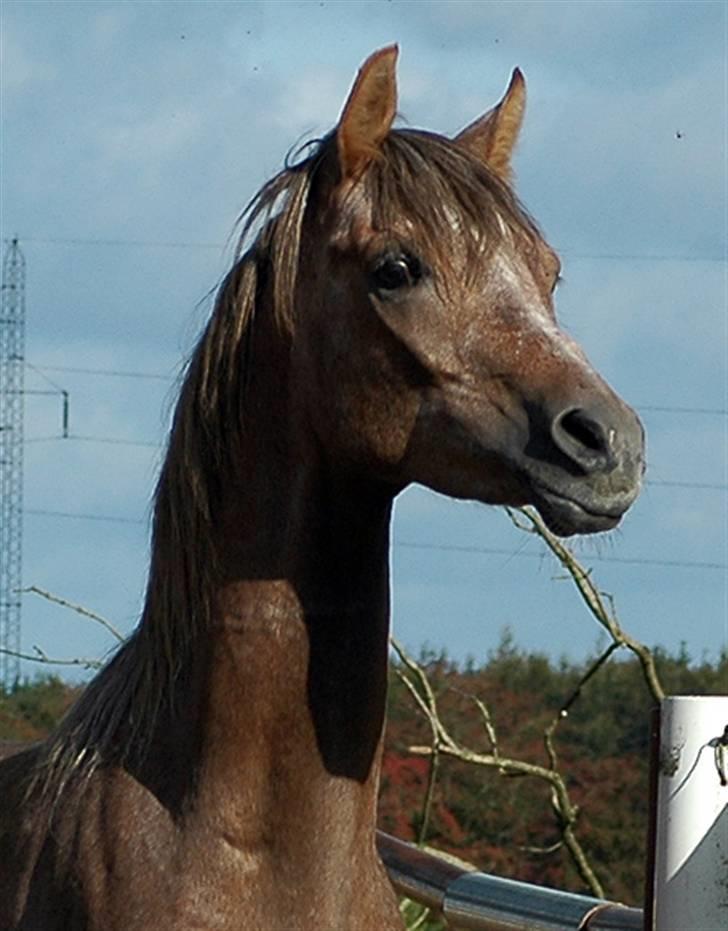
[399,897,435,931]
[0,646,102,670]
[540,642,623,758]
[506,507,665,702]
[22,586,125,643]
[393,664,441,846]
[396,636,606,898]
[450,686,499,757]
[517,840,564,856]
[391,640,458,754]
[557,642,621,719]
[418,747,439,847]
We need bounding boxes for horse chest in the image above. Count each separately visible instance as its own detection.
[46,777,401,931]
[63,834,400,931]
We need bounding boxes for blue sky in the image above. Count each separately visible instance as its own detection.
[1,0,726,680]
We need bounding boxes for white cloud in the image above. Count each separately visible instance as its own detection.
[90,5,134,54]
[0,22,56,93]
[96,106,204,172]
[266,66,349,136]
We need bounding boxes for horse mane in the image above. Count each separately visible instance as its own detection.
[30,127,539,808]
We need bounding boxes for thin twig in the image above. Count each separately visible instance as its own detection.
[517,840,564,856]
[542,642,622,753]
[22,586,125,643]
[0,646,102,670]
[558,642,621,718]
[392,640,458,753]
[399,898,434,931]
[506,507,665,702]
[393,663,442,847]
[450,686,499,757]
[418,742,439,847]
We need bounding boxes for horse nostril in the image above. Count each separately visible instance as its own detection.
[560,409,606,452]
[551,407,614,474]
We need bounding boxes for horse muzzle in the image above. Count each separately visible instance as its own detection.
[522,399,645,536]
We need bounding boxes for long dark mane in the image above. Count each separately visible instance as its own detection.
[30,128,539,807]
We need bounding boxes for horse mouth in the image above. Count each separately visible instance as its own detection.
[529,483,629,537]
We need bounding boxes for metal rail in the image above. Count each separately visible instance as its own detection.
[377,832,643,930]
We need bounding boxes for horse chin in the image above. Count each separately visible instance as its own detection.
[529,485,625,537]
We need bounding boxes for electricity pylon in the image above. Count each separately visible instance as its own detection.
[0,239,26,689]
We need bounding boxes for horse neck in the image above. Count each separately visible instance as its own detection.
[188,309,395,854]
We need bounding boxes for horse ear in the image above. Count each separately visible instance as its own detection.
[454,68,526,183]
[337,45,398,183]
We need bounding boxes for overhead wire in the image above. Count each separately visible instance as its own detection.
[10,235,222,250]
[20,433,728,492]
[395,540,727,572]
[25,508,144,525]
[28,364,174,381]
[21,507,727,571]
[26,363,728,419]
[24,361,67,394]
[24,434,159,448]
[9,234,726,263]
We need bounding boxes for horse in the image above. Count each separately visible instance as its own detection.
[0,46,644,930]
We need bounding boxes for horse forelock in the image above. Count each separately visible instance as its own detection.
[366,130,541,280]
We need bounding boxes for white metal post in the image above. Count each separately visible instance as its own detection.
[653,695,728,931]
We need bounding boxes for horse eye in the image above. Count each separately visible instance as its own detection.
[371,254,423,293]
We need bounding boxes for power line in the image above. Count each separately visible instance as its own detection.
[23,361,69,438]
[649,479,727,491]
[24,361,67,394]
[29,364,175,381]
[9,235,726,264]
[562,251,726,263]
[395,540,727,572]
[69,434,160,449]
[21,434,728,491]
[25,508,145,525]
[13,236,223,251]
[24,434,159,449]
[25,362,728,420]
[639,404,728,416]
[21,507,727,570]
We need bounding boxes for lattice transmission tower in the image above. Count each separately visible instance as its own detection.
[0,238,26,689]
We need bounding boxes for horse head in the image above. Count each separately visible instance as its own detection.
[293,46,644,536]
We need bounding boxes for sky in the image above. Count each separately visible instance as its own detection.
[1,0,726,682]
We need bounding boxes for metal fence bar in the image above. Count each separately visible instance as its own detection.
[377,832,644,930]
[378,831,465,911]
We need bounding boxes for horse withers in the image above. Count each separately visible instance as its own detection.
[0,47,643,930]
